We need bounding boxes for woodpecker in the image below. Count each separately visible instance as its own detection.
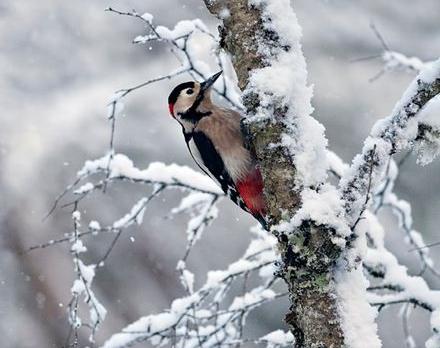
[168,71,267,228]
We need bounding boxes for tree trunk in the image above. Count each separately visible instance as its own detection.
[202,1,345,347]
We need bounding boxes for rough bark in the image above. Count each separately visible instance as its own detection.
[203,1,345,347]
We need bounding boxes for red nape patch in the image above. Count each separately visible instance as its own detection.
[236,168,266,216]
[168,103,174,117]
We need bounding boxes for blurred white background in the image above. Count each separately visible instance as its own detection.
[0,0,439,347]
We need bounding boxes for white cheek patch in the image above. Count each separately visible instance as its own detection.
[174,89,199,115]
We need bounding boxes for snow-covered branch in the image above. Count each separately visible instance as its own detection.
[414,95,440,165]
[67,210,107,346]
[106,7,242,111]
[42,152,224,347]
[380,51,432,75]
[328,146,440,347]
[341,59,440,225]
[373,157,440,277]
[362,24,436,81]
[78,153,222,196]
[100,227,282,348]
[362,210,440,348]
[337,58,440,347]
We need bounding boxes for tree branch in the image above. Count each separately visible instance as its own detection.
[202,1,346,346]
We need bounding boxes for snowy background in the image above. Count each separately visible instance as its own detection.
[0,0,439,347]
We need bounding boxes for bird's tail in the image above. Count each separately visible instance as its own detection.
[254,213,269,231]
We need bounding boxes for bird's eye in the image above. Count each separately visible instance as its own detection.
[186,89,194,95]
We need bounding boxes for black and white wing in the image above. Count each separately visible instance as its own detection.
[184,131,247,212]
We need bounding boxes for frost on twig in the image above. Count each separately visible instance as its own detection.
[100,227,283,348]
[356,23,436,82]
[41,154,225,346]
[362,210,440,348]
[172,192,220,262]
[105,7,242,111]
[52,151,224,347]
[66,210,107,347]
[354,25,440,166]
[373,157,440,277]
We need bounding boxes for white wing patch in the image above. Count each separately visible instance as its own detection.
[186,135,251,214]
[187,138,222,187]
[222,154,252,182]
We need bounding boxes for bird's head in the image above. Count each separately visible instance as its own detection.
[167,71,222,120]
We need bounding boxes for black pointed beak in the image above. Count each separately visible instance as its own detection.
[200,71,222,92]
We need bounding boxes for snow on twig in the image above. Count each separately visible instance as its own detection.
[100,228,281,348]
[105,7,243,111]
[341,59,440,225]
[373,157,440,278]
[171,192,220,262]
[66,210,107,347]
[354,23,436,82]
[362,211,440,347]
[77,153,223,195]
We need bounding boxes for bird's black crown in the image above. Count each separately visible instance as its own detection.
[168,81,195,105]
